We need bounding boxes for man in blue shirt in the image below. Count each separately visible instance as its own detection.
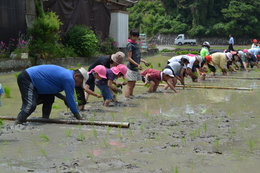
[15,65,89,124]
[228,34,234,51]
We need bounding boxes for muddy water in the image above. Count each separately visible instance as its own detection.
[0,64,260,173]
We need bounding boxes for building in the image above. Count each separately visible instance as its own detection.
[0,0,137,48]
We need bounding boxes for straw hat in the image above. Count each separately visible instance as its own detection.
[111,51,125,64]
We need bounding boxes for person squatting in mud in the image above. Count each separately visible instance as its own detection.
[78,51,126,109]
[168,54,206,82]
[163,55,190,89]
[15,65,89,124]
[141,68,180,93]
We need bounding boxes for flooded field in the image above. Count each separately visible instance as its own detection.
[0,55,260,173]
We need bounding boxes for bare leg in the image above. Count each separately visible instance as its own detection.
[125,81,136,98]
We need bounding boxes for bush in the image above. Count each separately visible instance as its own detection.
[63,25,99,57]
[190,51,199,55]
[98,36,118,55]
[28,10,63,58]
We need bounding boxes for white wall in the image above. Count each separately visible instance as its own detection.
[109,11,129,48]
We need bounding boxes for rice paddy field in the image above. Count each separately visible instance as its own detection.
[0,53,260,173]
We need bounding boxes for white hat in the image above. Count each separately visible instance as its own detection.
[163,69,174,77]
[225,52,232,60]
[196,56,203,67]
[203,41,210,46]
[79,67,89,88]
[181,55,190,62]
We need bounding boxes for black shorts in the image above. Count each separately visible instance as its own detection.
[207,63,216,72]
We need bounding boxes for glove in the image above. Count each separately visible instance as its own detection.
[73,112,84,120]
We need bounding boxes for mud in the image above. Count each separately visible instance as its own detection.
[0,56,260,173]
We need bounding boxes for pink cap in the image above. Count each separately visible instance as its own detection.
[110,64,128,77]
[243,49,248,53]
[88,65,107,79]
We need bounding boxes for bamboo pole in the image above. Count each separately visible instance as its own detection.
[206,76,260,80]
[135,83,253,90]
[0,116,130,128]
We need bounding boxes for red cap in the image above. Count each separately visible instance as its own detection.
[205,55,212,62]
[253,39,258,43]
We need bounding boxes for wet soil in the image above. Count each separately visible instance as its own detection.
[0,55,260,173]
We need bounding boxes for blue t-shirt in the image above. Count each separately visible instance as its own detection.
[26,65,78,114]
[126,42,141,71]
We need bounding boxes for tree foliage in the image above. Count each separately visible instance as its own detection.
[128,0,260,38]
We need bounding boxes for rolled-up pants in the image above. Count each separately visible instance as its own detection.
[17,71,54,122]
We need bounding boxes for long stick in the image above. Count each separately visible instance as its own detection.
[135,83,252,90]
[0,116,130,128]
[206,76,260,80]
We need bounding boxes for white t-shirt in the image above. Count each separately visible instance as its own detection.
[168,55,183,63]
[167,62,186,74]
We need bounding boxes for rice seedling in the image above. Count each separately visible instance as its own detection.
[158,62,161,67]
[40,149,47,157]
[65,129,72,137]
[203,122,207,132]
[117,123,123,128]
[4,86,11,98]
[155,133,161,141]
[190,131,197,141]
[196,128,201,137]
[117,131,122,140]
[93,128,98,138]
[39,134,49,142]
[181,136,187,147]
[102,139,109,148]
[87,150,96,163]
[187,113,191,121]
[213,139,220,152]
[145,110,149,118]
[171,165,179,173]
[0,119,4,128]
[247,139,256,153]
[7,160,13,170]
[106,126,112,134]
[111,112,115,120]
[140,125,144,132]
[228,149,244,161]
[77,63,81,68]
[77,132,85,141]
[127,129,133,136]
